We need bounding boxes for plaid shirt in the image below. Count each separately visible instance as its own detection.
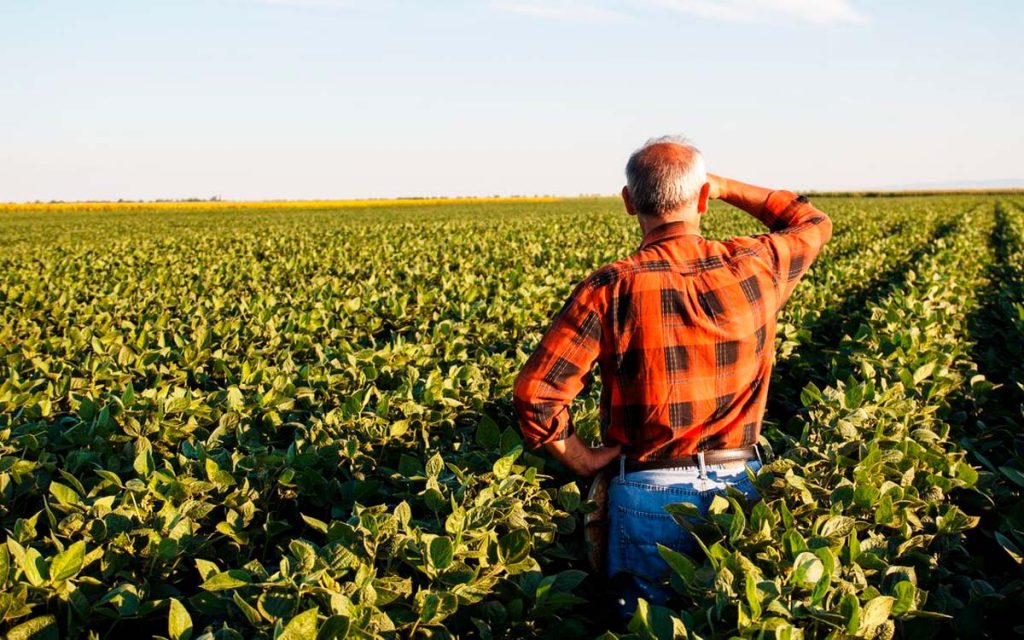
[513,190,832,461]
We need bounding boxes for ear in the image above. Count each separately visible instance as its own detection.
[621,186,637,216]
[697,181,711,214]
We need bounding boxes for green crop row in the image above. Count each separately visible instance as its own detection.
[928,200,1024,633]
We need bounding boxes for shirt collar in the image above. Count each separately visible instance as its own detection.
[639,221,703,250]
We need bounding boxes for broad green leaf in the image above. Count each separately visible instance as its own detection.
[49,481,81,506]
[840,592,861,633]
[861,595,895,629]
[498,529,531,565]
[317,615,351,640]
[912,362,936,384]
[493,447,522,480]
[201,569,252,591]
[657,544,695,585]
[50,541,86,583]
[279,607,319,640]
[5,615,58,640]
[792,552,823,588]
[995,531,1023,565]
[800,382,823,407]
[475,415,501,449]
[428,536,454,571]
[168,598,193,640]
[0,544,9,585]
[891,581,916,616]
[22,548,48,587]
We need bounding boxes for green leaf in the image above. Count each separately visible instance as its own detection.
[134,445,155,478]
[656,544,695,585]
[416,590,458,624]
[279,607,319,640]
[232,592,262,626]
[627,599,683,640]
[810,572,831,605]
[395,501,412,530]
[195,558,220,581]
[499,529,531,565]
[999,466,1024,489]
[226,386,245,410]
[493,447,522,480]
[819,515,855,538]
[891,581,916,616]
[912,361,936,384]
[301,514,329,535]
[200,569,252,591]
[22,548,48,587]
[744,572,762,619]
[5,615,58,640]
[840,592,861,633]
[168,598,194,640]
[0,544,9,586]
[475,415,501,449]
[426,452,445,478]
[557,482,581,511]
[428,536,454,572]
[861,595,895,629]
[50,541,86,583]
[800,382,823,407]
[317,615,351,640]
[48,481,82,506]
[994,531,1023,565]
[792,552,823,588]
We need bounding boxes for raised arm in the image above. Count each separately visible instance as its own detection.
[709,174,833,307]
[512,282,620,477]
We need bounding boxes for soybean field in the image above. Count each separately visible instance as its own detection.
[1,195,1022,639]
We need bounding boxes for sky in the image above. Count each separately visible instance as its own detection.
[1,0,1022,201]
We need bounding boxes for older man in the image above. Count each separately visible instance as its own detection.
[512,136,832,617]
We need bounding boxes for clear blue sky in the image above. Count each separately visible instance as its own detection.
[2,0,1021,201]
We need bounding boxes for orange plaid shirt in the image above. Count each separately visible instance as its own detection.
[513,191,832,461]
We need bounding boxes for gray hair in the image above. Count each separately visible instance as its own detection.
[625,136,707,216]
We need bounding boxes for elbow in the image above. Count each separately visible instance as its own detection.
[810,204,833,245]
[512,368,534,420]
[820,213,834,245]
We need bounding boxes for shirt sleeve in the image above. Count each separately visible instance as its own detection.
[513,280,604,450]
[747,190,833,309]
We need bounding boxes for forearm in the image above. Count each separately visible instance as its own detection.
[714,176,774,220]
[711,174,825,233]
[543,433,620,478]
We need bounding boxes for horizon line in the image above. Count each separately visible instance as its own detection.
[4,187,1024,208]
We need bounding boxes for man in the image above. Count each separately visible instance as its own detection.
[512,136,832,618]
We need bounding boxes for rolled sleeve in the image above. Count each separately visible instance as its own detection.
[513,281,603,450]
[750,190,833,308]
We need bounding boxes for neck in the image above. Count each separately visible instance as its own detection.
[640,214,701,237]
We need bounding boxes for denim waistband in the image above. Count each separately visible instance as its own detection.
[618,454,759,481]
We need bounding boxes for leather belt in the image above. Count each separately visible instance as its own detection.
[623,445,760,473]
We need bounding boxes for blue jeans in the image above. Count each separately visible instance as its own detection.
[605,456,762,621]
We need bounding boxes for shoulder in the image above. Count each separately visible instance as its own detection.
[581,252,674,291]
[719,234,775,262]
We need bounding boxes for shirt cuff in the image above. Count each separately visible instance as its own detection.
[521,410,576,450]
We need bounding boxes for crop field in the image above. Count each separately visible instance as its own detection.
[1,195,1023,639]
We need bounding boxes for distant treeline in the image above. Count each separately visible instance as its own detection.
[805,189,1024,198]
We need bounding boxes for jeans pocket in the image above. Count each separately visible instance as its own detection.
[617,497,700,584]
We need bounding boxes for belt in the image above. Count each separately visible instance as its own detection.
[623,445,760,473]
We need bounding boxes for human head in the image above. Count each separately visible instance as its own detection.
[622,136,710,222]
